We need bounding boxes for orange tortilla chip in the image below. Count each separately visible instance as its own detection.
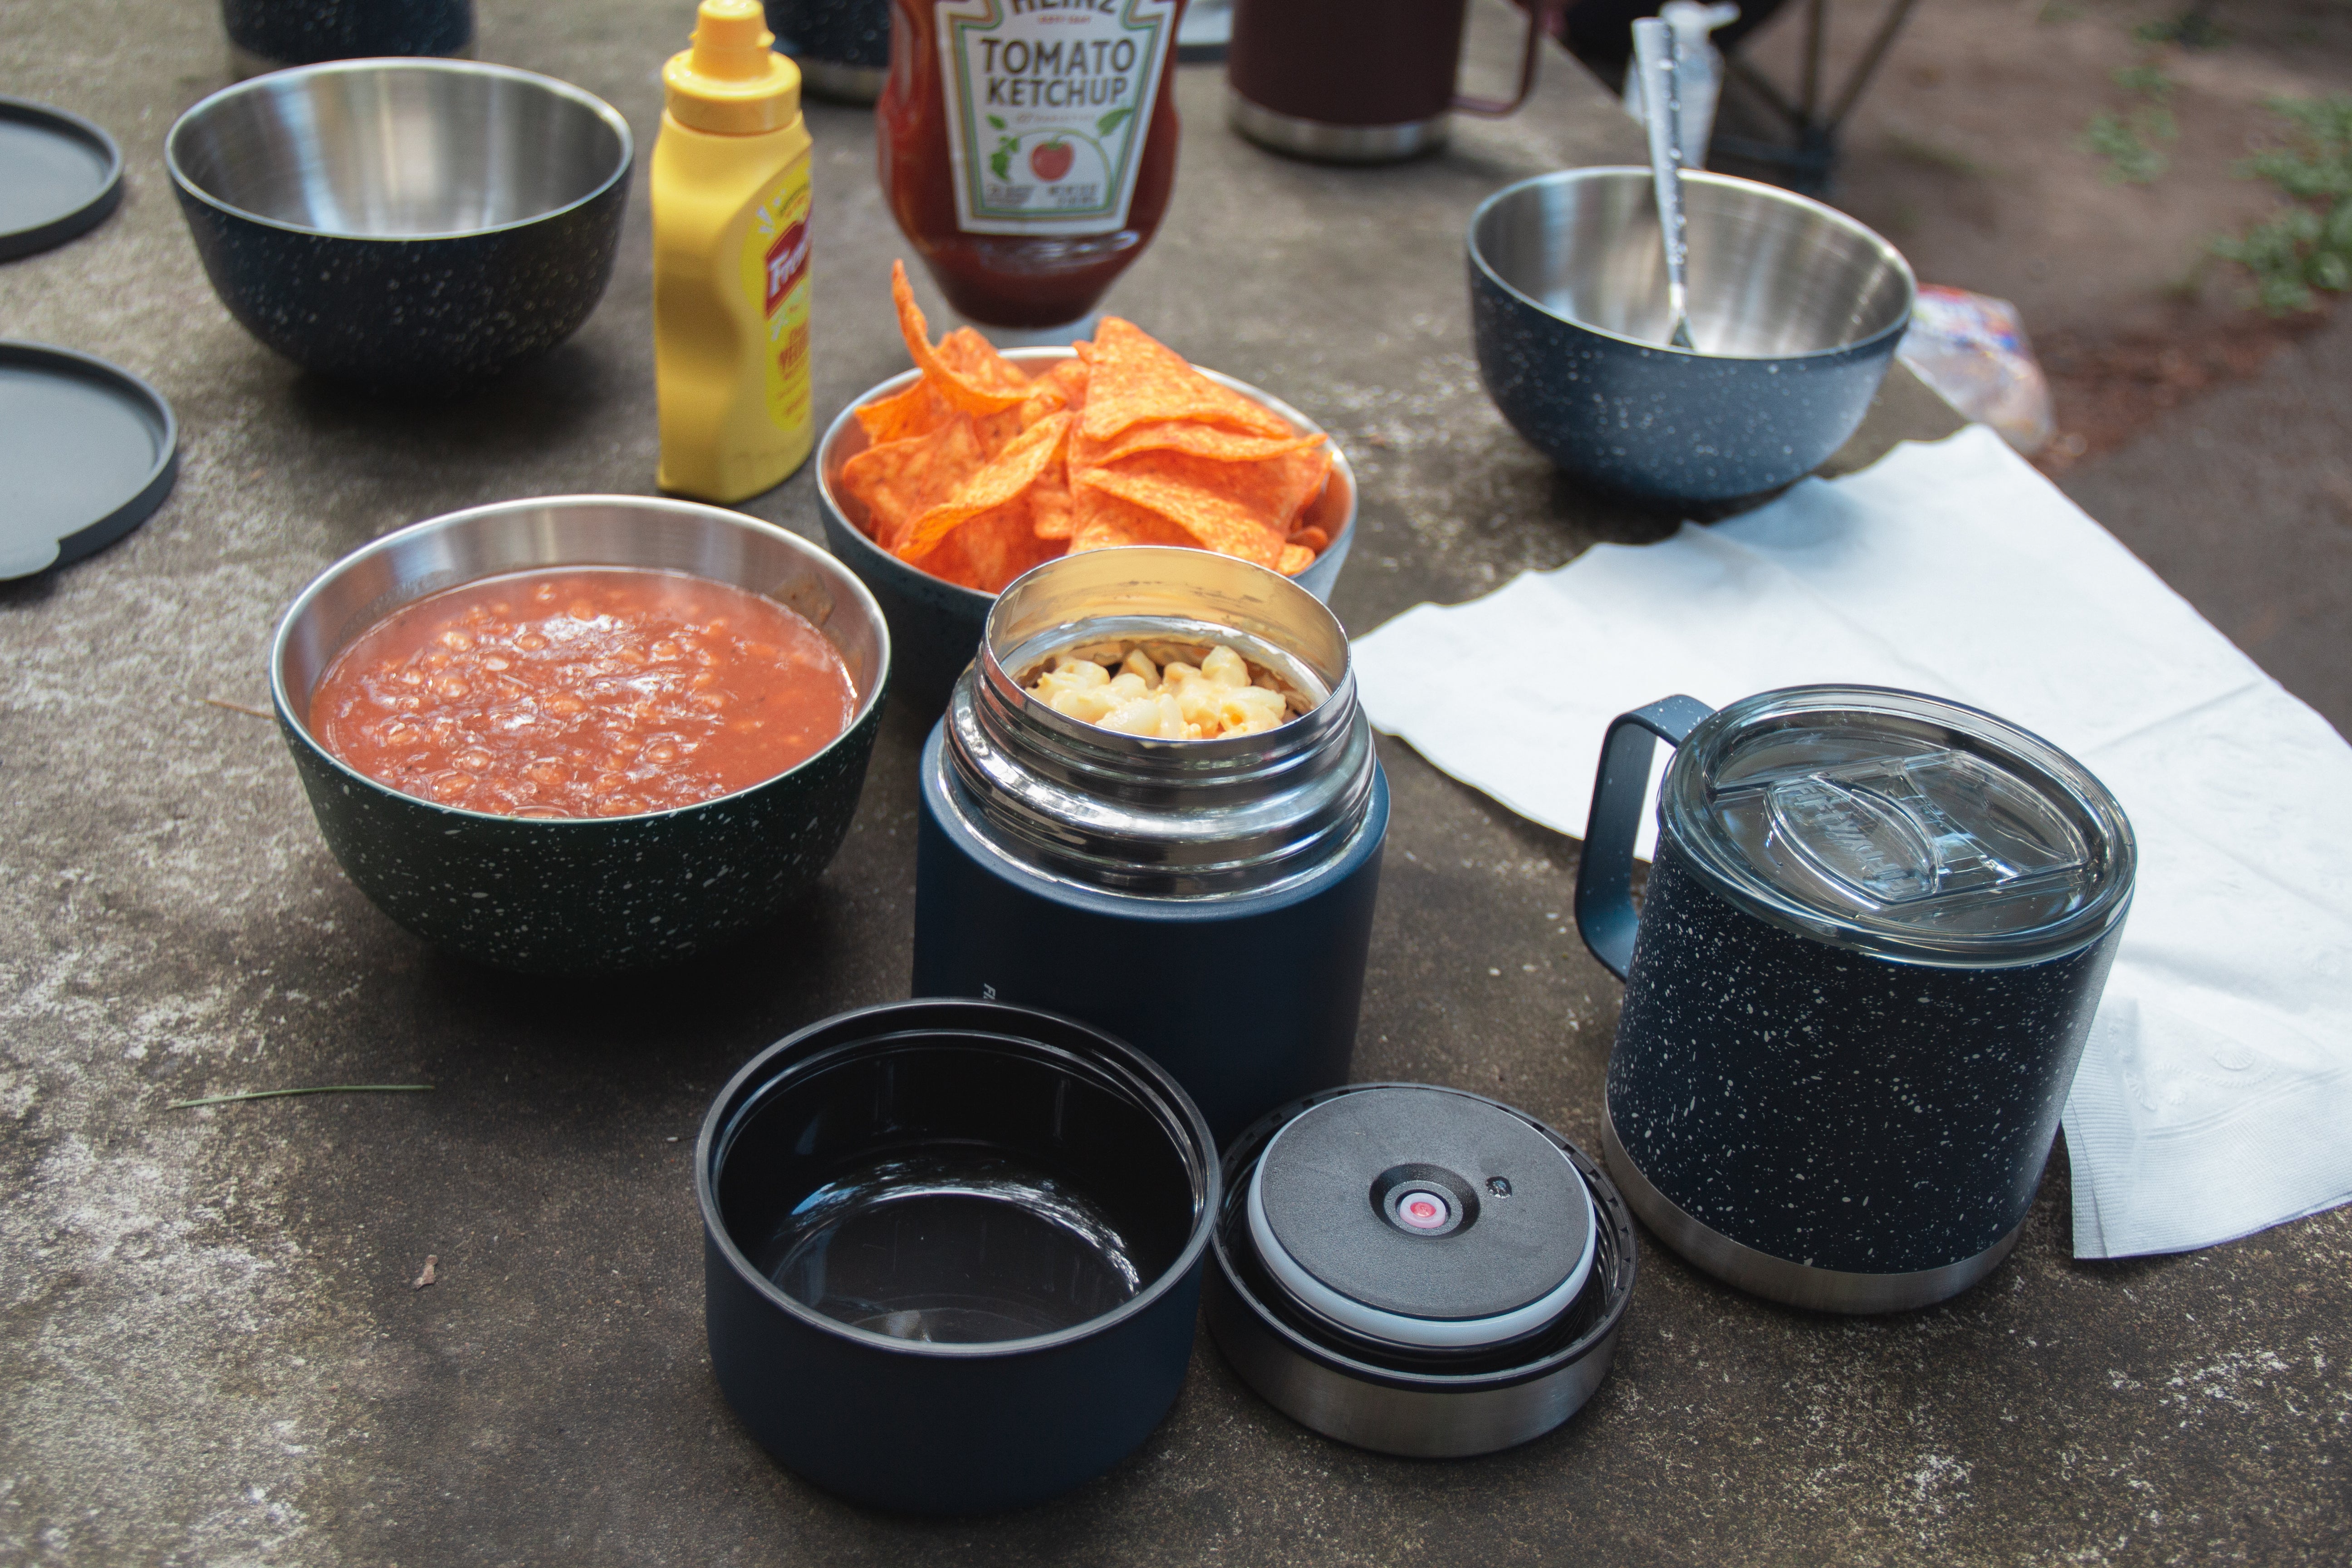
[1080,318,1292,444]
[924,502,1063,593]
[1277,543,1315,576]
[839,416,988,551]
[935,327,1031,397]
[1069,484,1200,554]
[892,260,1028,416]
[1073,464,1288,569]
[1254,444,1335,531]
[1016,357,1093,430]
[1045,357,1090,403]
[897,412,1073,561]
[972,404,1029,461]
[854,377,954,447]
[1084,420,1324,468]
[1289,524,1329,554]
[1089,446,1331,539]
[1029,466,1075,540]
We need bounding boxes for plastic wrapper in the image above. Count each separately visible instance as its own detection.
[1897,284,2056,456]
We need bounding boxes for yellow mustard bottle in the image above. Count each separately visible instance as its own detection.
[653,0,814,502]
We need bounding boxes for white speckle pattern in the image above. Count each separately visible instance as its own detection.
[1609,840,2122,1274]
[281,700,879,974]
[1469,266,1893,502]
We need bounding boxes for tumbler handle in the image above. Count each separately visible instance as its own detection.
[1452,0,1564,118]
[1575,695,1715,980]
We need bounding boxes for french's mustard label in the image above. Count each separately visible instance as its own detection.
[745,163,813,434]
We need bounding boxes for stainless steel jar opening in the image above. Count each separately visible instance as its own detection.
[939,546,1377,897]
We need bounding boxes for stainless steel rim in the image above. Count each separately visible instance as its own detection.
[795,58,885,103]
[1466,166,1916,363]
[1601,1101,2020,1313]
[943,546,1377,897]
[1205,1267,1618,1458]
[1226,91,1447,163]
[167,58,633,241]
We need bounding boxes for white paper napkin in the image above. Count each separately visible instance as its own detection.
[1354,426,2352,1259]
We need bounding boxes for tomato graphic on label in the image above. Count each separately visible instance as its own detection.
[1028,138,1074,183]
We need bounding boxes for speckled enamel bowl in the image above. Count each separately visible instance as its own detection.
[815,347,1357,716]
[167,59,631,388]
[270,496,890,974]
[1468,167,1915,505]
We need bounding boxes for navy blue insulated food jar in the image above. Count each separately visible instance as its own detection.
[1575,687,2135,1313]
[914,547,1387,1144]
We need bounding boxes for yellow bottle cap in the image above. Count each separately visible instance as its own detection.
[663,0,803,135]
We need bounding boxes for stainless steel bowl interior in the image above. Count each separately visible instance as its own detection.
[816,347,1358,564]
[270,496,890,811]
[168,59,632,239]
[1471,167,1915,359]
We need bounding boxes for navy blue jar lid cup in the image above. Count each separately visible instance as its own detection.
[698,999,1219,1514]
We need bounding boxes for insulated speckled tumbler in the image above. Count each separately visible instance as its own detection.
[1575,687,2135,1313]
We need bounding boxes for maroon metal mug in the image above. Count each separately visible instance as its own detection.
[1226,0,1558,162]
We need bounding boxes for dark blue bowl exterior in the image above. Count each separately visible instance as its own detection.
[706,1231,1202,1514]
[1468,259,1901,505]
[222,0,475,64]
[817,499,993,716]
[277,692,881,973]
[174,174,627,387]
[765,0,890,68]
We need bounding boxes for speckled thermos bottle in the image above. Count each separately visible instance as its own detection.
[1574,687,2135,1313]
[913,548,1387,1145]
[221,0,473,77]
[763,0,889,103]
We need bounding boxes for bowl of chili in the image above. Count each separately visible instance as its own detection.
[271,495,890,973]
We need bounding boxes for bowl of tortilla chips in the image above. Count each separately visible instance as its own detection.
[816,263,1356,712]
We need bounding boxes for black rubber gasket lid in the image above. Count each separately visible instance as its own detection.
[0,97,124,261]
[0,342,177,578]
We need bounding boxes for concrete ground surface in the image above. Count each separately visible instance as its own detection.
[2,2,2347,1565]
[2055,307,2352,740]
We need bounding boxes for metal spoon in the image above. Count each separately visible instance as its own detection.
[1632,17,1697,351]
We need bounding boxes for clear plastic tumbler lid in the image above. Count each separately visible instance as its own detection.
[1661,687,2135,965]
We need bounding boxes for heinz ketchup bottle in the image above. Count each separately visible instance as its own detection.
[878,0,1186,330]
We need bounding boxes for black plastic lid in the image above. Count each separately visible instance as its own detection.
[0,342,177,578]
[0,97,123,261]
[1250,1086,1593,1346]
